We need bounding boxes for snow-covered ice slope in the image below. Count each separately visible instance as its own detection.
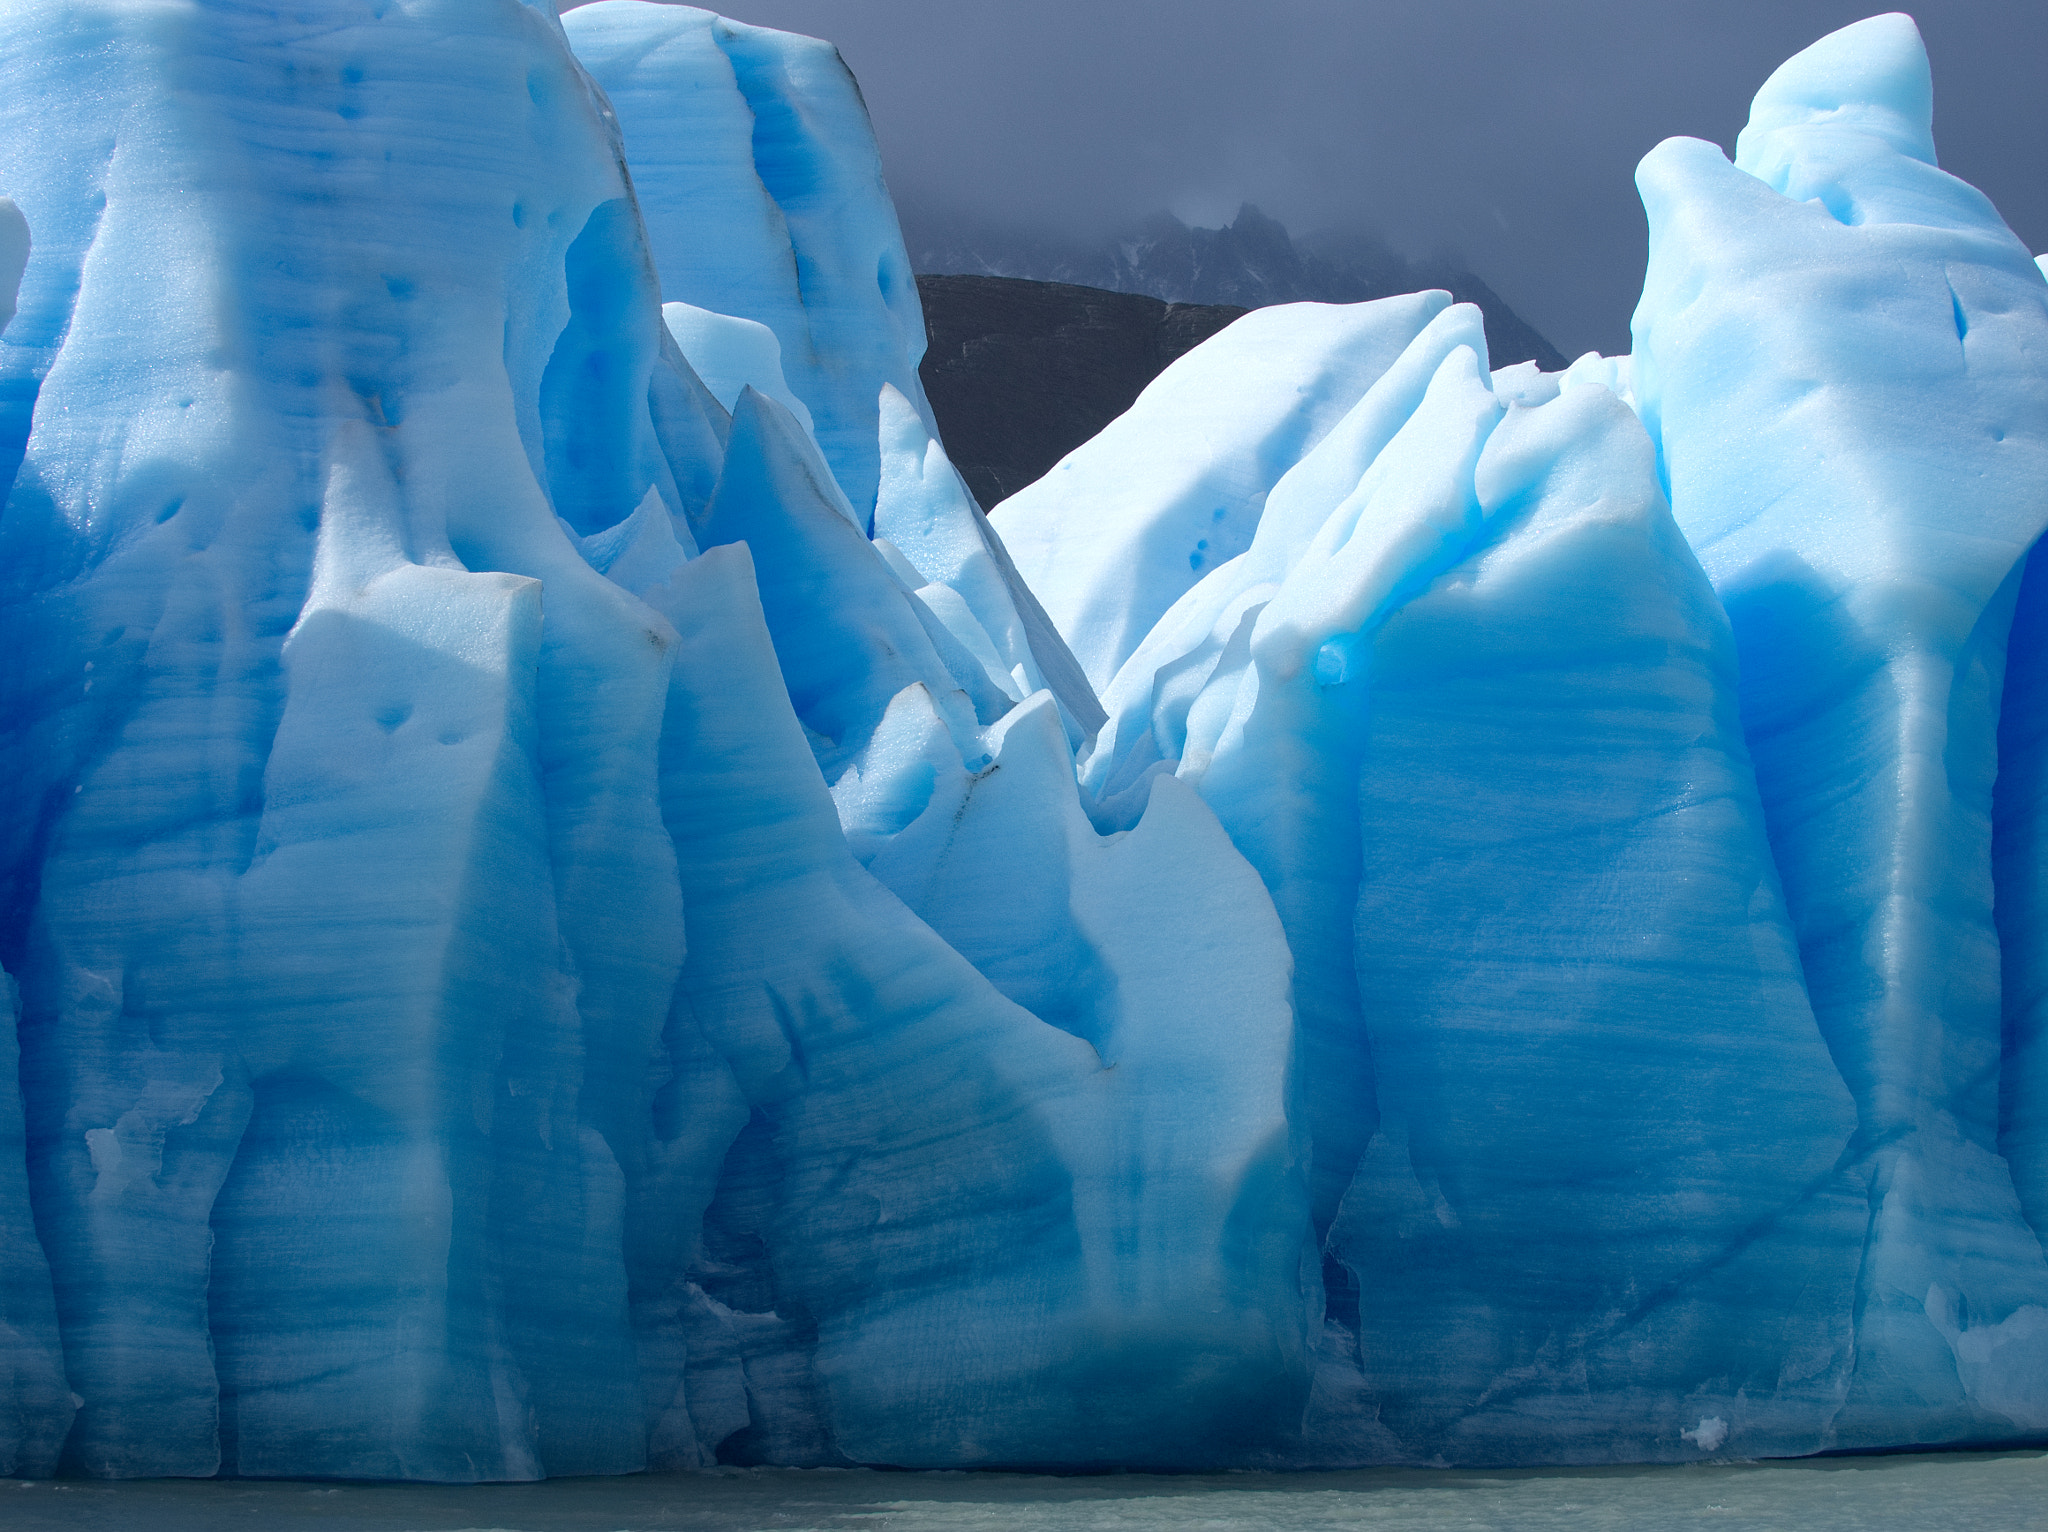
[1632,13,2048,1442]
[992,298,1446,693]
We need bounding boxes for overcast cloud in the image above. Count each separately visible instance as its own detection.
[680,3,2047,358]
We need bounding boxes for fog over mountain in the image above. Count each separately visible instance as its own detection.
[710,0,2048,358]
[904,202,1566,372]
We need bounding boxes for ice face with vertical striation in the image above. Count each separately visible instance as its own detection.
[667,375,1310,1467]
[1632,12,2048,1442]
[1029,9,2048,1462]
[1997,537,2048,1297]
[563,0,934,526]
[1317,376,1862,1463]
[0,195,68,1480]
[0,0,2044,1484]
[0,0,714,1481]
[1072,321,1867,1464]
[0,0,1296,1478]
[635,544,1310,1469]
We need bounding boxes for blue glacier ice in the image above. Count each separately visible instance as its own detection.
[563,0,934,526]
[0,0,2041,1484]
[0,194,68,1480]
[992,298,1446,693]
[1075,320,1866,1463]
[635,543,1308,1468]
[1631,12,2048,1438]
[0,0,722,1477]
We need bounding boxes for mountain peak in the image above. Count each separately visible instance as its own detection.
[901,202,1566,370]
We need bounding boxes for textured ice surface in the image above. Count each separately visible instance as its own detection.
[1632,12,2048,1443]
[1076,327,1865,1465]
[564,1,934,523]
[0,0,725,1480]
[0,0,2044,1483]
[661,302,818,441]
[630,547,1307,1470]
[992,296,1449,692]
[1322,377,1861,1462]
[2000,539,2048,1263]
[1039,9,2047,1465]
[0,197,65,1480]
[870,384,1108,746]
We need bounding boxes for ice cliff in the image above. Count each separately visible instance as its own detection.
[0,1,2040,1480]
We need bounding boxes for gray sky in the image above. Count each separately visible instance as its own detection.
[703,2,2048,359]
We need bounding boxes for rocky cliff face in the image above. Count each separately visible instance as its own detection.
[916,274,1247,507]
[905,203,1568,376]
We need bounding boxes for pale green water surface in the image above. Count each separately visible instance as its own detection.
[0,1451,2041,1531]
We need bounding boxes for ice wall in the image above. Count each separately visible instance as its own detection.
[1632,13,2048,1441]
[1033,9,2048,1462]
[0,0,710,1479]
[622,543,1310,1469]
[1999,539,2048,1257]
[0,195,68,1480]
[0,0,1296,1478]
[1322,378,1861,1462]
[1075,321,1867,1463]
[0,0,2043,1483]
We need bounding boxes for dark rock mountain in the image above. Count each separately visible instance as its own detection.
[905,203,1569,375]
[916,274,1246,509]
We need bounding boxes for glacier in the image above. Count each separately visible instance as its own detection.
[0,0,2040,1482]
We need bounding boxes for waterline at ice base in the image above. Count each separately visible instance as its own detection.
[0,0,2042,1480]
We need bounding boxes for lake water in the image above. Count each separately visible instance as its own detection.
[2,1451,2042,1531]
